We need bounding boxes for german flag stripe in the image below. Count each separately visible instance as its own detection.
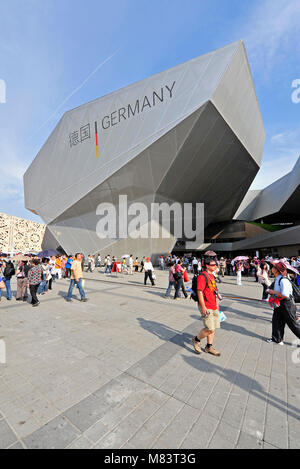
[95,121,99,158]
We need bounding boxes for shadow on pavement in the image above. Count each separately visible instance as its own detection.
[183,354,300,420]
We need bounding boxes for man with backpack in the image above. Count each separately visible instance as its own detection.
[266,261,300,344]
[191,258,221,356]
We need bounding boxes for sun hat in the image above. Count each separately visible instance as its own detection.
[270,261,287,275]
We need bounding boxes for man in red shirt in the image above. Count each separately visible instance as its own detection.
[192,258,221,356]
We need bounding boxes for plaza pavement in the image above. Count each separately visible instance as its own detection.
[0,269,299,449]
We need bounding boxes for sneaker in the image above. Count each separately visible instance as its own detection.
[80,298,88,302]
[192,337,202,354]
[66,298,72,302]
[266,339,284,345]
[204,345,221,356]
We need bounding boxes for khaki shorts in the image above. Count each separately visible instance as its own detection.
[198,306,220,331]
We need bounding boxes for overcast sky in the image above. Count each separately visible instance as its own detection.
[0,0,299,222]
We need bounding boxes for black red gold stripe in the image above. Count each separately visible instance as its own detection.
[95,121,99,158]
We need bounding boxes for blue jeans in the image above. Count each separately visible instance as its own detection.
[38,278,48,294]
[105,265,112,273]
[0,278,12,299]
[67,278,85,300]
[165,281,175,297]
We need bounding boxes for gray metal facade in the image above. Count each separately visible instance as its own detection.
[24,41,265,258]
[235,156,300,223]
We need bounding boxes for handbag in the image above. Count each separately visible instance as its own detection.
[183,270,190,283]
[0,279,5,289]
[173,267,183,281]
[219,311,227,322]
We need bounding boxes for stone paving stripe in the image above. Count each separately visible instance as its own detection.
[22,416,80,449]
[0,419,18,449]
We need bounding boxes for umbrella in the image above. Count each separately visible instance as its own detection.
[38,249,59,258]
[205,250,217,256]
[121,254,130,258]
[233,256,249,261]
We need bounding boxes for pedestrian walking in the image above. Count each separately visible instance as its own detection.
[104,255,112,274]
[174,260,188,300]
[266,261,300,344]
[96,253,101,267]
[66,253,87,302]
[0,260,15,301]
[236,261,243,286]
[144,257,155,285]
[16,260,31,301]
[128,255,134,275]
[65,255,73,278]
[257,262,271,300]
[192,257,221,356]
[28,259,43,307]
[165,261,176,298]
[219,257,226,277]
[38,258,50,295]
[54,256,62,279]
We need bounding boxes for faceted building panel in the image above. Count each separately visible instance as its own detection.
[235,157,300,223]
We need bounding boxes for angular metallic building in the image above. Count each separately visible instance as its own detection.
[202,156,300,257]
[235,156,300,224]
[24,41,265,258]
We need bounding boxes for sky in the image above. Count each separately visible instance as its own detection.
[0,0,300,223]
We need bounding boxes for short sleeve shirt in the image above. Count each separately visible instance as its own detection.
[197,272,218,310]
[274,275,293,299]
[71,260,83,279]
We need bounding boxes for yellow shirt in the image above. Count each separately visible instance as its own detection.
[71,260,83,279]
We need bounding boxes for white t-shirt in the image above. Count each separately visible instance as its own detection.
[274,275,293,301]
[144,262,153,271]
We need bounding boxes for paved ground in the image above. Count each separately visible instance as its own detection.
[0,270,299,449]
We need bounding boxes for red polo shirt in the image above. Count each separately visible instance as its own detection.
[197,272,218,310]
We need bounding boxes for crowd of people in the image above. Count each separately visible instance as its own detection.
[1,250,299,357]
[0,253,88,306]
